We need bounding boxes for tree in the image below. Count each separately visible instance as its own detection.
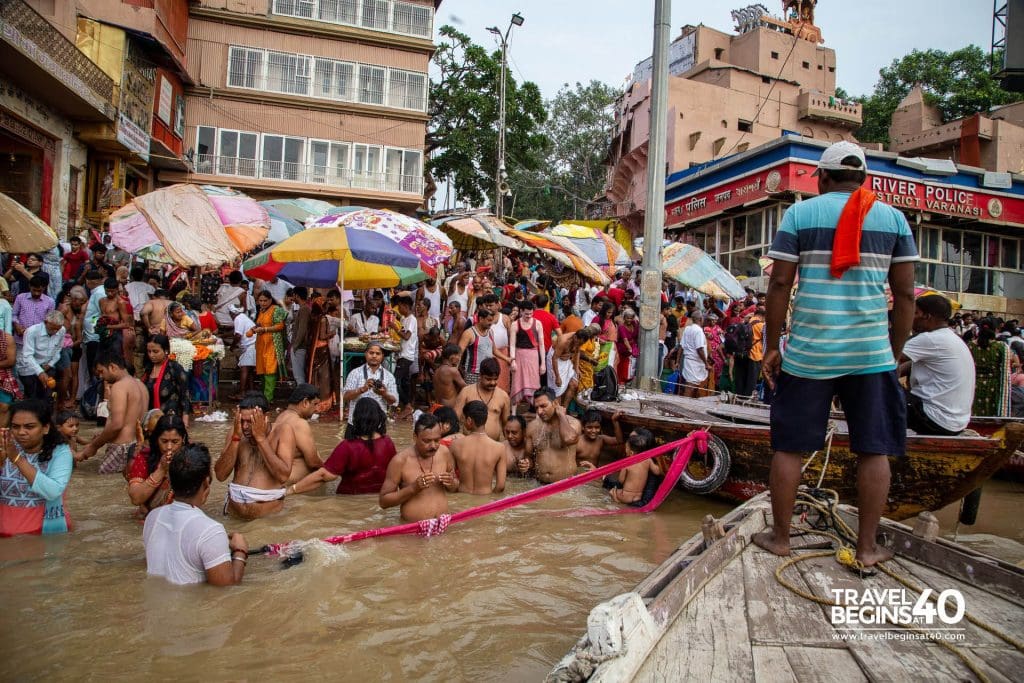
[510,80,621,222]
[427,26,547,209]
[853,46,1023,145]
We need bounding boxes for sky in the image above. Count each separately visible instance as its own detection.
[435,0,997,99]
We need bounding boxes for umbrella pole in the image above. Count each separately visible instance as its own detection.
[338,268,345,419]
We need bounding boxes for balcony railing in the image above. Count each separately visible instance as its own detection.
[797,90,862,128]
[0,0,116,118]
[194,155,424,195]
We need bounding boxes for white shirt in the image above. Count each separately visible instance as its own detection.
[125,281,154,321]
[233,314,257,349]
[344,363,398,423]
[399,313,418,361]
[680,323,709,383]
[259,278,292,305]
[902,327,976,432]
[582,310,598,327]
[349,312,380,336]
[143,501,231,585]
[16,323,64,376]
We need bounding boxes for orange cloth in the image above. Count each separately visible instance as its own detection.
[255,307,278,375]
[830,187,877,278]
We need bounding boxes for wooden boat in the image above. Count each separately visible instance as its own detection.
[579,390,1024,521]
[548,493,1024,682]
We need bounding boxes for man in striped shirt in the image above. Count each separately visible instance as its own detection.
[755,141,917,573]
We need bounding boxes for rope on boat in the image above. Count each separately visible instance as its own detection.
[254,431,709,557]
[771,489,1024,683]
[799,422,836,488]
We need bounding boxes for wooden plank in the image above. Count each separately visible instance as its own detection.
[634,560,754,682]
[796,554,976,682]
[967,648,1024,683]
[783,646,869,683]
[742,548,838,646]
[752,645,798,682]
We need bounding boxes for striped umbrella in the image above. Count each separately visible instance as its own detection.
[311,208,454,268]
[662,242,746,300]
[504,228,610,284]
[549,223,632,275]
[431,213,526,251]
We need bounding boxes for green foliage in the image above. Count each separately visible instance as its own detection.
[853,46,1022,145]
[511,80,621,222]
[427,26,547,209]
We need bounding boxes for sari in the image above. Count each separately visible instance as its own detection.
[971,341,1011,417]
[127,448,174,513]
[577,338,598,392]
[144,359,191,418]
[255,305,288,377]
[164,302,197,339]
[704,325,726,390]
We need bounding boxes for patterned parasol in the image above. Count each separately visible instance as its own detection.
[0,191,58,253]
[310,208,454,268]
[504,228,610,284]
[549,223,632,275]
[431,213,526,251]
[662,242,746,300]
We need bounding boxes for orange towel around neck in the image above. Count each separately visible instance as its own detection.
[830,187,877,279]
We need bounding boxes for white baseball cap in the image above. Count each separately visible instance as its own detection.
[813,141,867,176]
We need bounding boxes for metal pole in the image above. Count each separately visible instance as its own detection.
[636,0,671,391]
[496,36,508,219]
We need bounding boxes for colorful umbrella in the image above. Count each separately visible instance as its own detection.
[242,246,426,289]
[513,219,551,232]
[505,228,610,284]
[311,208,454,267]
[260,198,338,224]
[0,192,58,253]
[431,213,525,251]
[549,223,632,275]
[200,185,270,253]
[662,242,746,300]
[884,284,962,311]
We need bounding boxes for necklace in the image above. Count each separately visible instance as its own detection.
[417,453,435,475]
[476,384,494,407]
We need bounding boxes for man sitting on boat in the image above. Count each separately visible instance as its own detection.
[898,295,975,436]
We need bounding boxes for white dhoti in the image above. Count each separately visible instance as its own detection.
[547,349,576,398]
[227,482,286,504]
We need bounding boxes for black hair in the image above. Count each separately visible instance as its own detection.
[462,400,489,428]
[582,409,603,426]
[238,391,270,411]
[256,290,279,307]
[10,400,65,464]
[293,286,308,300]
[505,414,527,432]
[28,274,48,289]
[977,327,995,350]
[228,270,243,285]
[448,300,461,310]
[53,410,78,428]
[477,293,499,306]
[95,348,127,369]
[414,412,442,435]
[393,294,413,307]
[344,397,387,442]
[130,266,145,282]
[479,357,500,378]
[443,343,462,359]
[149,334,171,354]
[519,300,535,311]
[147,414,189,473]
[169,444,211,498]
[535,293,550,307]
[476,307,494,320]
[627,427,654,454]
[69,236,82,244]
[533,386,556,402]
[287,383,320,404]
[285,288,295,298]
[85,269,104,282]
[104,277,119,290]
[915,295,952,321]
[432,406,460,436]
[153,288,170,299]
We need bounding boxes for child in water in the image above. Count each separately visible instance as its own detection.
[603,428,665,506]
[432,406,462,448]
[54,411,88,461]
[575,409,625,471]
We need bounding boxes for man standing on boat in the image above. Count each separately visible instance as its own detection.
[756,141,917,571]
[898,295,974,436]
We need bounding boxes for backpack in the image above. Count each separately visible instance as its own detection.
[724,322,754,357]
[590,366,619,402]
[79,379,103,420]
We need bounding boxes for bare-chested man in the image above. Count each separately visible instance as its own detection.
[379,413,459,522]
[270,383,323,485]
[97,278,131,352]
[503,415,528,474]
[605,428,658,506]
[450,400,506,494]
[575,408,625,471]
[550,326,589,407]
[58,286,87,409]
[452,358,509,441]
[78,349,149,475]
[433,344,466,409]
[522,387,581,483]
[140,289,171,337]
[214,392,291,519]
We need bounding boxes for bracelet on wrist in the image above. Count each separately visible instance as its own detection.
[12,452,22,465]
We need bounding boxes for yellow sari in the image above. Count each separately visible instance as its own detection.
[255,306,283,376]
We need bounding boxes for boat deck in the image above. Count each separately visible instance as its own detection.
[549,495,1024,682]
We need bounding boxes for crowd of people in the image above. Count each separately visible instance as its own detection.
[1,146,1022,584]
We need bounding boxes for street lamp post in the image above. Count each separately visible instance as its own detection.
[487,11,524,221]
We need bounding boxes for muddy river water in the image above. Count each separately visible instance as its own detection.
[1,418,1021,680]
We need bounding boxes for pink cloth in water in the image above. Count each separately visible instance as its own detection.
[262,432,707,555]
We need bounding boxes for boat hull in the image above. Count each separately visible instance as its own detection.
[581,393,1024,520]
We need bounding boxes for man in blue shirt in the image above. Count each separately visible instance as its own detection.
[756,141,916,573]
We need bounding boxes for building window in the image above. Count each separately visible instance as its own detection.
[828,66,835,72]
[309,140,351,184]
[387,69,427,110]
[267,51,311,95]
[226,45,426,111]
[227,47,264,89]
[761,76,771,84]
[196,126,216,172]
[217,129,258,177]
[352,143,383,188]
[261,135,305,180]
[770,51,779,59]
[358,64,386,105]
[385,147,421,193]
[271,0,431,37]
[360,0,389,30]
[801,61,810,69]
[737,119,753,132]
[916,227,1023,297]
[392,1,432,36]
[318,0,358,23]
[714,48,724,59]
